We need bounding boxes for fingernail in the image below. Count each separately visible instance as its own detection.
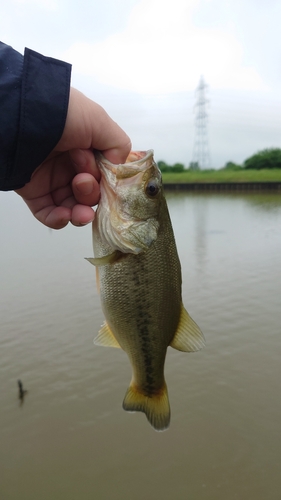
[80,219,94,226]
[76,180,93,195]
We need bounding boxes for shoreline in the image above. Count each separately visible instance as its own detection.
[163,182,281,192]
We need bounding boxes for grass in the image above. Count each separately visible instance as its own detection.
[161,169,281,184]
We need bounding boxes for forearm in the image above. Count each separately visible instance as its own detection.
[0,42,71,191]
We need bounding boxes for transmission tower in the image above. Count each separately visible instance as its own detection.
[192,76,210,169]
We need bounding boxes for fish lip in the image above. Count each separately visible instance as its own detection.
[95,149,158,189]
[95,149,154,171]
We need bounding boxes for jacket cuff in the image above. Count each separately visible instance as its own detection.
[4,48,71,190]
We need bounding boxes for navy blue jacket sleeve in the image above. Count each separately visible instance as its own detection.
[0,42,71,191]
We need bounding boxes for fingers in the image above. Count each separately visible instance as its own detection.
[70,149,101,206]
[29,203,72,230]
[50,172,99,227]
[71,205,95,227]
[23,183,97,229]
[26,200,96,229]
[72,172,100,207]
[70,149,101,180]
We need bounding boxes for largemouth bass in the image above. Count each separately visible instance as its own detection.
[86,150,205,431]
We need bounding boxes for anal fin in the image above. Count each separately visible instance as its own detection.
[170,303,205,352]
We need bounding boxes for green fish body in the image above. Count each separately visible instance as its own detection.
[87,150,205,431]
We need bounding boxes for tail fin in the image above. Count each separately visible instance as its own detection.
[122,382,170,432]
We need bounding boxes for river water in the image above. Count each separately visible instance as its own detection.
[0,191,281,500]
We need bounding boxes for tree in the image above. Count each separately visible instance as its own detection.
[157,161,185,172]
[157,160,169,172]
[172,163,185,172]
[244,148,281,169]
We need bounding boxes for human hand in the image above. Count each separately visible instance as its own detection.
[15,88,131,229]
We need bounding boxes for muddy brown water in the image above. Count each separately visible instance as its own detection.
[1,191,281,500]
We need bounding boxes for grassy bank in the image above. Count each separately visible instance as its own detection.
[161,169,281,184]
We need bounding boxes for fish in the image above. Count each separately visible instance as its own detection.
[86,150,205,431]
[17,379,28,406]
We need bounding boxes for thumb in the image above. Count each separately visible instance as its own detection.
[57,88,131,165]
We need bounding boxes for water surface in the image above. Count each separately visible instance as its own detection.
[1,191,281,500]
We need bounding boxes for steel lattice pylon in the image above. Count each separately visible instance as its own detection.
[192,76,211,170]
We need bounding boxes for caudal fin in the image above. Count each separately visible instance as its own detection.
[122,382,170,431]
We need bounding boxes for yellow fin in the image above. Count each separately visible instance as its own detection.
[122,382,170,432]
[170,304,205,352]
[85,250,123,267]
[94,321,121,348]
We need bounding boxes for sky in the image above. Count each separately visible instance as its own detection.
[1,0,281,168]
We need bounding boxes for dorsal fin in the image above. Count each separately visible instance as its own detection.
[94,321,121,348]
[170,304,205,352]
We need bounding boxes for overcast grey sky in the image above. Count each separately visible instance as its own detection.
[1,0,281,168]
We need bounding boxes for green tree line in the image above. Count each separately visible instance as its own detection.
[157,161,185,172]
[157,148,281,172]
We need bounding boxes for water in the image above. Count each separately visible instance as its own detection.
[1,191,281,500]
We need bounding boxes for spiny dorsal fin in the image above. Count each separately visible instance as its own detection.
[170,304,205,352]
[94,321,121,348]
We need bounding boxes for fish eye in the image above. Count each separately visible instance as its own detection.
[145,180,159,197]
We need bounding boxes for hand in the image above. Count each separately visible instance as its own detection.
[15,88,131,229]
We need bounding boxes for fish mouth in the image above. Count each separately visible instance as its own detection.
[95,150,158,197]
[95,150,155,179]
[125,150,153,165]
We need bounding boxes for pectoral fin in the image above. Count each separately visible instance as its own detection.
[94,321,121,348]
[170,304,205,352]
[85,250,123,267]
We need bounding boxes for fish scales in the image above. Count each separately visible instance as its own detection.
[98,204,181,395]
[87,150,205,431]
